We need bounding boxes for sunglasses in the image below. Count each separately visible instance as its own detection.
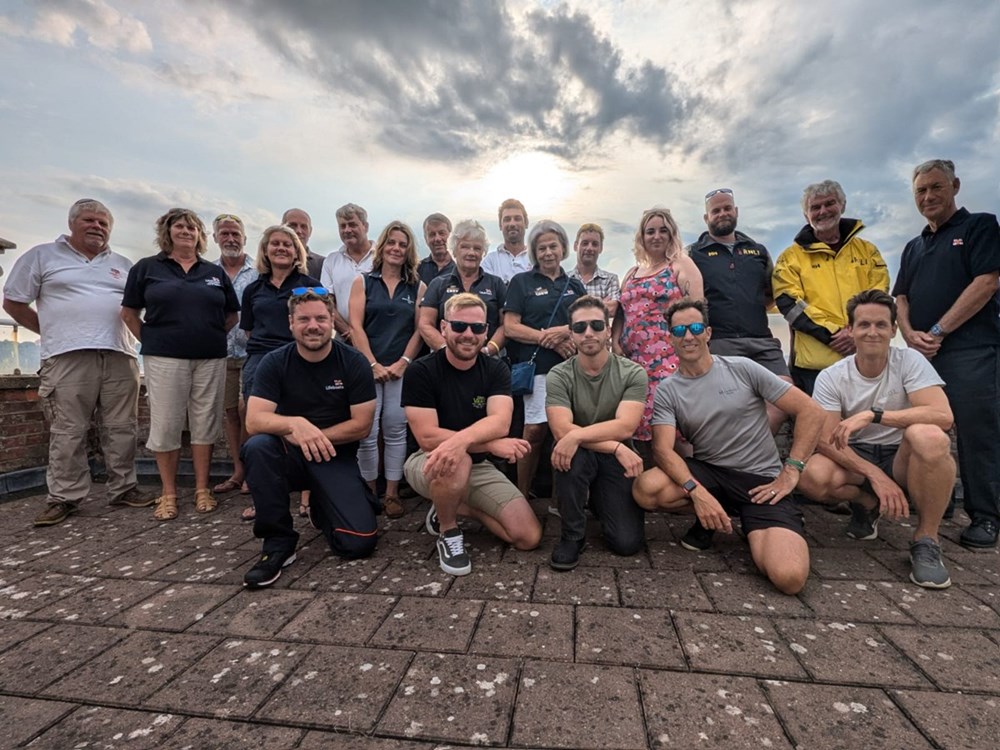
[214,213,243,224]
[570,319,607,334]
[704,188,734,200]
[290,286,331,298]
[444,320,488,335]
[669,322,707,337]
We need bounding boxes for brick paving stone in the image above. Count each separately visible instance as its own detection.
[456,530,507,564]
[503,536,560,565]
[119,582,239,632]
[176,521,248,551]
[699,572,812,616]
[470,602,574,661]
[576,605,686,669]
[23,537,139,574]
[0,571,90,619]
[773,618,930,688]
[24,706,183,749]
[370,596,484,653]
[144,638,308,719]
[569,539,650,569]
[186,588,315,637]
[162,717,304,749]
[43,630,220,704]
[379,652,518,745]
[963,584,1000,616]
[945,553,1000,583]
[0,623,126,693]
[33,577,166,625]
[257,644,412,731]
[0,618,50,652]
[298,734,440,749]
[511,661,646,749]
[891,689,1000,750]
[880,625,1000,692]
[367,561,457,598]
[765,682,933,749]
[445,562,535,601]
[638,671,793,749]
[673,612,808,679]
[277,592,398,645]
[618,568,714,611]
[89,543,197,579]
[641,515,677,541]
[798,579,914,623]
[875,581,1000,627]
[647,538,729,572]
[372,531,437,563]
[152,546,260,584]
[808,548,900,580]
[290,555,390,592]
[532,567,618,606]
[0,695,75,747]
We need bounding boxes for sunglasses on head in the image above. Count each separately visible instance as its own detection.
[570,319,607,334]
[704,187,734,200]
[444,320,488,334]
[669,322,707,337]
[290,286,331,298]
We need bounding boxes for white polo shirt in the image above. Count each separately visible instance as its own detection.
[320,244,374,321]
[3,235,138,360]
[481,244,532,283]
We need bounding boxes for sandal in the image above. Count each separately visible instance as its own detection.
[383,495,405,519]
[213,477,242,493]
[241,506,256,522]
[153,495,178,521]
[195,489,218,514]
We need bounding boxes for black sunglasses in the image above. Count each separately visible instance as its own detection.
[570,319,607,334]
[290,286,331,297]
[669,322,707,337]
[444,320,488,335]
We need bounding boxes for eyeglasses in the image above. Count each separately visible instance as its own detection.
[704,188,734,200]
[669,322,707,337]
[570,319,607,334]
[290,286,331,298]
[444,320,488,335]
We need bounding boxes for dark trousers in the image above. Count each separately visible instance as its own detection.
[241,435,379,558]
[932,346,1000,525]
[789,364,819,397]
[554,448,645,555]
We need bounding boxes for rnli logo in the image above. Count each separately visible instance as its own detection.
[205,277,222,287]
[534,287,549,296]
[326,379,345,391]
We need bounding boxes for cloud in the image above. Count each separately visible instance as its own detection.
[0,0,152,53]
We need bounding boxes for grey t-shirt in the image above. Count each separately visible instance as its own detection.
[546,354,648,427]
[652,356,791,476]
[813,347,945,446]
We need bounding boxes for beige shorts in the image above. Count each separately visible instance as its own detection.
[223,357,244,411]
[404,450,522,520]
[143,356,226,451]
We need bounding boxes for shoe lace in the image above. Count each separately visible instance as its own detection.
[441,533,465,556]
[911,540,941,566]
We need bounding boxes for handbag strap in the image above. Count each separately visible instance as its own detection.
[527,273,573,364]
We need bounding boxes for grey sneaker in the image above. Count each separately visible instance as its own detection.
[436,528,472,576]
[109,487,157,508]
[909,537,951,589]
[846,502,880,540]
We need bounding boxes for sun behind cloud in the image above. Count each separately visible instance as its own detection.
[477,152,576,219]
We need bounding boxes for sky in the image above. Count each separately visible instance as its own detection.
[1,0,999,313]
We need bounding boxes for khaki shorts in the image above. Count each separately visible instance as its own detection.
[223,357,244,411]
[404,450,522,520]
[143,356,226,451]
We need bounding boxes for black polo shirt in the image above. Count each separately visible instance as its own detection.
[401,349,511,463]
[363,272,421,364]
[417,255,456,286]
[420,269,507,338]
[251,340,376,458]
[122,252,240,359]
[504,267,586,374]
[240,271,320,355]
[689,231,774,339]
[893,208,1000,352]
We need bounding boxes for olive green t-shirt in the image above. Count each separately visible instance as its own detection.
[545,354,648,426]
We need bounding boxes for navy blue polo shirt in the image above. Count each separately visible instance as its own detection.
[240,271,320,355]
[122,252,240,359]
[417,255,456,285]
[689,232,774,339]
[251,340,376,458]
[363,272,421,364]
[420,269,507,338]
[893,208,1000,352]
[504,267,586,374]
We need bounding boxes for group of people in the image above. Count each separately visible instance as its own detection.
[4,158,998,595]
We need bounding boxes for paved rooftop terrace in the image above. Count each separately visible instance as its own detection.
[0,484,998,749]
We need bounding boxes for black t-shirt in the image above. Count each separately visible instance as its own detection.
[893,208,1000,351]
[240,271,320,354]
[420,269,507,339]
[503,268,586,374]
[363,272,421,364]
[689,232,774,339]
[251,340,376,457]
[401,349,511,463]
[122,252,240,359]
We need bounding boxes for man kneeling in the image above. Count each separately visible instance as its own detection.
[798,290,954,588]
[633,299,824,594]
[403,293,542,576]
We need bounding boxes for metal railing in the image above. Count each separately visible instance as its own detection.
[0,319,23,375]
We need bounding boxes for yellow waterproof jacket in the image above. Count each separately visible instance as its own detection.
[773,219,889,371]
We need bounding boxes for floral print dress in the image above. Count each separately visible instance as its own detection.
[618,263,684,440]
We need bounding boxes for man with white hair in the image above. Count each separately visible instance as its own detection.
[3,198,153,526]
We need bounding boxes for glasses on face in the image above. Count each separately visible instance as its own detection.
[444,320,488,335]
[570,319,607,334]
[704,188,734,200]
[290,286,331,298]
[669,322,707,338]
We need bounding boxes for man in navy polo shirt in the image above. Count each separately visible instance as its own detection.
[894,159,1000,548]
[241,288,377,588]
[417,213,455,285]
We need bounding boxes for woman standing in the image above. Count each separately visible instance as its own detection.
[349,220,427,518]
[121,208,240,520]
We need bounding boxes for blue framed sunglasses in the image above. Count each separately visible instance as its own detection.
[290,286,331,297]
[669,322,707,337]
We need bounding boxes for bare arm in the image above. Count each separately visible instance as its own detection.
[675,254,704,300]
[223,311,238,333]
[937,271,1000,335]
[406,395,513,454]
[650,422,732,533]
[896,294,940,358]
[120,307,143,341]
[417,306,445,351]
[547,401,643,451]
[2,299,40,335]
[830,385,953,449]
[246,395,376,461]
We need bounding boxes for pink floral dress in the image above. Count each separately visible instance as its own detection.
[618,264,683,440]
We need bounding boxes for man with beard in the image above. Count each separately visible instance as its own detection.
[569,224,620,320]
[688,189,789,432]
[320,203,374,343]
[402,293,542,576]
[282,208,326,279]
[417,213,455,285]
[241,288,377,588]
[481,198,531,283]
[212,213,258,494]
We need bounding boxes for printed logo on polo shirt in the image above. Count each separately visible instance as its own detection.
[401,294,414,304]
[533,287,549,296]
[446,285,460,294]
[953,238,964,246]
[109,268,124,280]
[326,379,345,391]
[739,249,760,256]
[205,277,222,287]
[472,396,486,409]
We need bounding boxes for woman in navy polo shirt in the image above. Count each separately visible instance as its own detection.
[238,223,320,521]
[348,221,427,518]
[504,220,586,499]
[121,208,240,521]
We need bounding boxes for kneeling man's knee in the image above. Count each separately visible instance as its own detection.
[769,565,808,596]
[331,531,377,560]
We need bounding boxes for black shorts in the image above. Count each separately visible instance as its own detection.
[685,458,805,537]
[851,442,899,477]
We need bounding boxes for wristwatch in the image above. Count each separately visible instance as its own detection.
[929,323,946,338]
[871,407,884,424]
[682,478,698,494]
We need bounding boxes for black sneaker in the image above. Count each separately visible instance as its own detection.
[909,537,951,589]
[680,520,715,551]
[109,487,157,508]
[846,502,880,540]
[425,506,440,536]
[436,528,471,576]
[550,538,585,571]
[243,550,297,589]
[960,518,999,549]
